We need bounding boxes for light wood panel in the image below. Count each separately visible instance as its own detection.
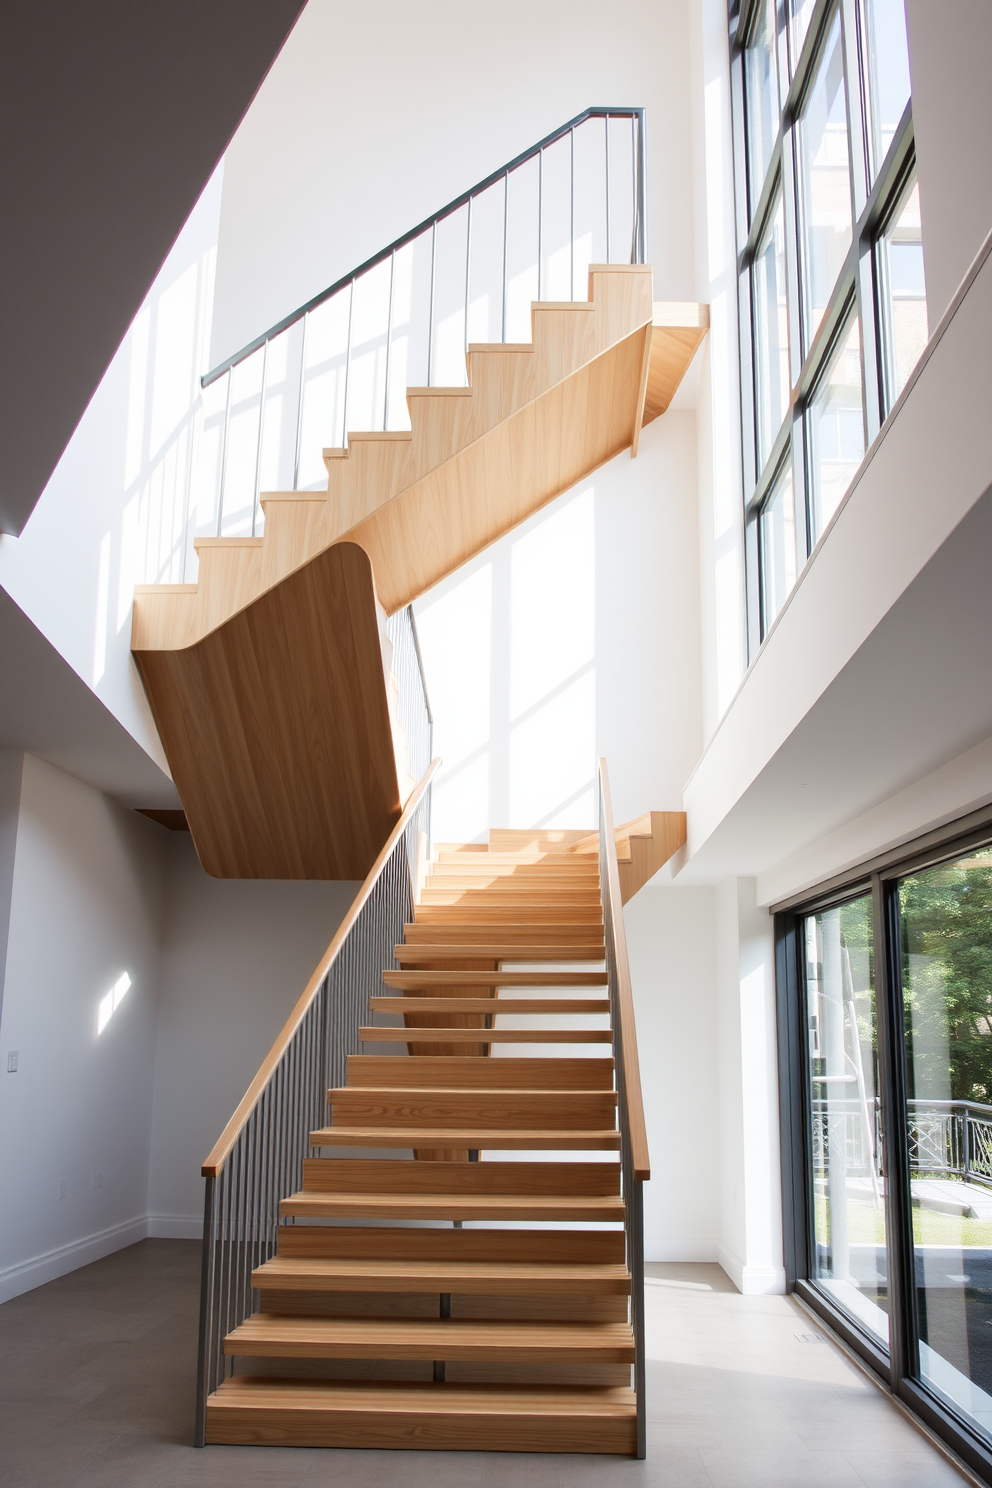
[308,1125,620,1150]
[370,998,611,1014]
[344,1056,614,1090]
[273,1227,626,1263]
[362,1026,613,1044]
[381,970,607,988]
[394,943,605,964]
[134,542,402,881]
[224,1316,634,1362]
[279,1192,627,1222]
[252,1255,630,1295]
[641,302,710,425]
[300,1160,619,1195]
[569,810,687,902]
[326,1090,617,1128]
[402,923,605,946]
[204,1379,637,1453]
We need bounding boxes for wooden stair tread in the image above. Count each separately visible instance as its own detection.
[205,1377,636,1451]
[279,1193,626,1221]
[381,970,608,987]
[370,997,611,1013]
[209,1377,636,1414]
[324,1094,617,1131]
[252,1257,631,1293]
[309,1125,621,1149]
[403,923,605,942]
[225,1314,635,1360]
[394,944,605,963]
[344,1056,615,1089]
[361,1026,613,1043]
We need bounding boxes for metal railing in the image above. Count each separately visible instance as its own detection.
[598,756,650,1460]
[192,760,438,1446]
[811,1096,992,1192]
[198,107,647,542]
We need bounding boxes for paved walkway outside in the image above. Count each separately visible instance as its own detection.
[0,1241,977,1486]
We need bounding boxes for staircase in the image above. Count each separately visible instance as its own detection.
[132,276,704,880]
[198,768,651,1455]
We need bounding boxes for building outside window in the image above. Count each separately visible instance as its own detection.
[730,0,929,651]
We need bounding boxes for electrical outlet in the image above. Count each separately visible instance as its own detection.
[59,1178,68,1200]
[6,1050,18,1073]
[91,1170,103,1191]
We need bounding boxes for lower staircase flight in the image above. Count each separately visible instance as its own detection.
[196,759,651,1456]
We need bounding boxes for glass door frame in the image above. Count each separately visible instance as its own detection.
[775,806,992,1483]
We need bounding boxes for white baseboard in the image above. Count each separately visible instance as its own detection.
[0,1215,148,1304]
[147,1214,202,1240]
[717,1242,786,1295]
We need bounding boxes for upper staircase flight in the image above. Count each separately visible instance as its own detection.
[131,110,706,879]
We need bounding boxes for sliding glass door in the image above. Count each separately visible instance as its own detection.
[780,828,992,1480]
[803,894,888,1344]
[897,847,992,1437]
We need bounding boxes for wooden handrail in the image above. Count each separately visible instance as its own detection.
[201,759,440,1177]
[599,758,651,1182]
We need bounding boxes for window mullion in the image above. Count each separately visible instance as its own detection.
[780,117,809,563]
[873,871,919,1392]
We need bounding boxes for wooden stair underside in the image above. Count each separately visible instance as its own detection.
[205,838,640,1454]
[131,274,704,880]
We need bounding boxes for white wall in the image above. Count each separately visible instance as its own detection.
[0,756,164,1302]
[415,410,701,842]
[625,884,720,1261]
[148,836,357,1233]
[716,878,783,1294]
[210,0,696,366]
[908,0,992,325]
[0,166,225,792]
[690,0,747,743]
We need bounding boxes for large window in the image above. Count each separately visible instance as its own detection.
[779,824,992,1482]
[731,0,930,651]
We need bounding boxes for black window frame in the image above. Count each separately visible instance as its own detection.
[775,807,992,1485]
[729,0,920,657]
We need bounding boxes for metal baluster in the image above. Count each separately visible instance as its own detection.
[292,311,309,490]
[427,222,437,387]
[634,110,647,264]
[605,113,611,263]
[342,281,355,447]
[216,369,232,537]
[383,249,395,431]
[570,127,575,300]
[251,340,268,537]
[464,197,473,365]
[630,115,637,264]
[193,1175,216,1446]
[501,170,509,342]
[537,148,543,302]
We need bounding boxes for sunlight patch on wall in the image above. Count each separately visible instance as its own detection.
[97,972,132,1036]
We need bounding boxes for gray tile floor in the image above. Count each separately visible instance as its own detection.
[0,1241,976,1486]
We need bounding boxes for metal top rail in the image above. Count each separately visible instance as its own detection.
[202,106,647,389]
